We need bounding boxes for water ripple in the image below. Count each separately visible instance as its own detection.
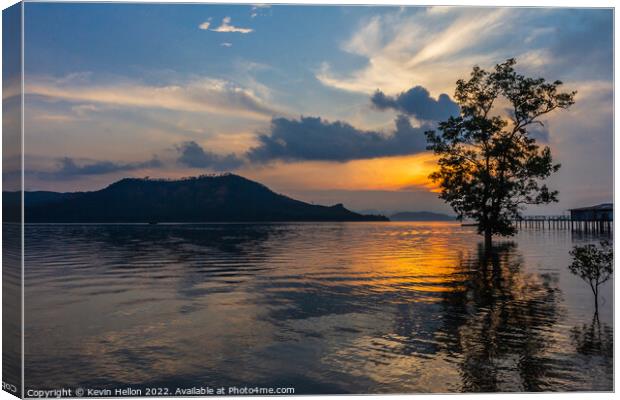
[22,222,612,393]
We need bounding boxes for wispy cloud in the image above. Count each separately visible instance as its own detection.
[221,42,233,48]
[69,104,102,118]
[2,75,21,101]
[198,18,212,30]
[36,156,163,180]
[251,4,271,18]
[33,113,78,123]
[210,17,253,34]
[26,75,279,121]
[316,8,515,96]
[317,7,611,101]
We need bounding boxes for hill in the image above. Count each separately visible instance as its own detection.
[5,174,388,223]
[390,211,455,221]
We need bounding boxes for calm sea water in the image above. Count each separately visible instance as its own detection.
[24,222,612,393]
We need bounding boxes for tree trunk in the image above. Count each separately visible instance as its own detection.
[484,227,492,249]
[594,286,599,314]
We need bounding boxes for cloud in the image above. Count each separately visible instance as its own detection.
[247,115,429,163]
[316,8,512,95]
[251,4,271,18]
[26,75,279,121]
[38,156,163,179]
[317,7,612,100]
[33,113,77,122]
[176,141,244,170]
[210,17,253,34]
[71,103,101,117]
[198,19,212,30]
[371,85,459,121]
[221,42,232,48]
[2,75,21,101]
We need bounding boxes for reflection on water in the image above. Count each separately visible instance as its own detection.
[571,316,613,357]
[24,222,612,393]
[440,244,562,392]
[3,224,22,395]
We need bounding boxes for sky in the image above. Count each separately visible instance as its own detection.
[13,3,613,214]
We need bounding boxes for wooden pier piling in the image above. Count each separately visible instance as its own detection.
[514,215,612,234]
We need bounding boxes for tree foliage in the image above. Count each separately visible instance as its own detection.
[569,240,613,311]
[425,59,576,242]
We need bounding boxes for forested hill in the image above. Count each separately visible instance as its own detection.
[4,174,388,223]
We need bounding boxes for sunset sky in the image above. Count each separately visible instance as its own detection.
[17,4,613,214]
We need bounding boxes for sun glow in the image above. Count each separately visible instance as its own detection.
[242,153,441,193]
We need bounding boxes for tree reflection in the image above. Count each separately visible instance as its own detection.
[437,242,562,392]
[570,315,613,358]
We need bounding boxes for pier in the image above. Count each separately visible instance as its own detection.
[515,215,613,233]
[515,203,613,234]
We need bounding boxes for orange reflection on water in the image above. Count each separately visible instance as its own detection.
[287,222,470,300]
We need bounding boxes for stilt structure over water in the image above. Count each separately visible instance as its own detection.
[568,203,613,234]
[514,203,613,234]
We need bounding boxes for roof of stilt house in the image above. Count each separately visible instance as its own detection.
[568,203,613,212]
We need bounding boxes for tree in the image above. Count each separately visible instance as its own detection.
[569,240,613,314]
[425,59,576,247]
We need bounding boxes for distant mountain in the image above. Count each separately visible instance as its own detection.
[390,211,456,221]
[356,209,383,216]
[4,174,388,223]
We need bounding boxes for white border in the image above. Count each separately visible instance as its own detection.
[0,2,616,400]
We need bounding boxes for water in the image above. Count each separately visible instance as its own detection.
[23,222,612,393]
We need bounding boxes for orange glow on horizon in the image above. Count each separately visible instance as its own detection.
[241,153,441,193]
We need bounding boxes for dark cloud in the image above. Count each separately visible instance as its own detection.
[36,156,162,180]
[176,141,244,170]
[371,86,460,121]
[55,157,162,176]
[247,115,428,163]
